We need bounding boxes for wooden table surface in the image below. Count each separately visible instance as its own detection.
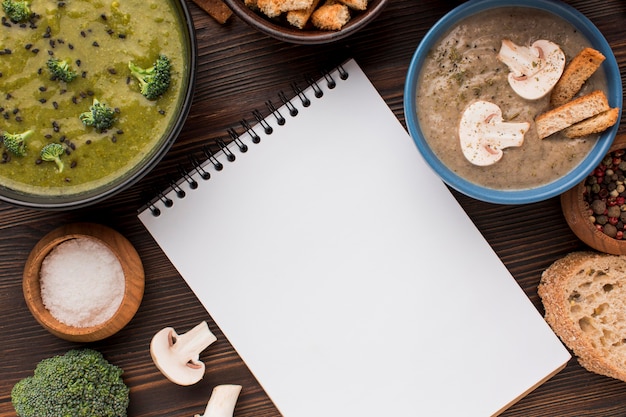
[1,0,625,415]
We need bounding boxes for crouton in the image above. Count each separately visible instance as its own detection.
[191,0,233,24]
[257,0,314,18]
[535,90,610,139]
[287,0,322,29]
[563,107,619,138]
[550,48,606,108]
[311,1,350,30]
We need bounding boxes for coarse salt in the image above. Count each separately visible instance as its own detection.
[40,237,125,328]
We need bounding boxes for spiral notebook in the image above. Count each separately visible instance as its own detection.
[138,59,570,416]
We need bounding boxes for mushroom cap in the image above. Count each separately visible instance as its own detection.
[150,326,208,386]
[498,39,565,100]
[459,100,529,166]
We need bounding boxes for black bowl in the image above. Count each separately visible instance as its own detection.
[0,0,197,210]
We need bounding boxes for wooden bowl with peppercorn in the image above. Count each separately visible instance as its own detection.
[562,134,626,255]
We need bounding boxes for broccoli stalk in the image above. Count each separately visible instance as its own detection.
[2,130,32,156]
[2,0,31,23]
[40,143,64,172]
[79,98,116,132]
[11,349,130,417]
[128,54,171,100]
[47,58,77,83]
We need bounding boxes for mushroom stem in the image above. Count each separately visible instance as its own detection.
[497,39,540,80]
[172,321,218,361]
[481,121,528,148]
[195,384,243,417]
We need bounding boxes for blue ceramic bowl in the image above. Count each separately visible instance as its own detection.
[404,0,622,205]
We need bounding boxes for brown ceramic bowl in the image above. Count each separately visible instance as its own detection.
[223,0,388,44]
[22,223,144,342]
[562,134,626,255]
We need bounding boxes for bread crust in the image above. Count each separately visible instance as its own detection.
[563,107,619,138]
[550,48,606,108]
[535,90,609,139]
[311,1,350,30]
[287,0,321,28]
[191,0,233,24]
[539,251,626,382]
[257,0,314,17]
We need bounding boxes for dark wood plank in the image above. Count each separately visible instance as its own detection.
[1,0,625,416]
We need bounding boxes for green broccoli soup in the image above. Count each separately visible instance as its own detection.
[0,0,188,196]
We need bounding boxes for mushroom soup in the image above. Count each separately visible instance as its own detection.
[416,7,607,190]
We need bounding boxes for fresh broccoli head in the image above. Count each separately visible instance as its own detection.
[128,54,171,100]
[2,130,32,156]
[79,98,116,131]
[2,0,31,23]
[11,349,130,417]
[47,58,77,83]
[40,143,64,172]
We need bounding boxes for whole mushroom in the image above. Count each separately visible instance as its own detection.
[459,100,530,166]
[150,321,217,386]
[497,39,565,100]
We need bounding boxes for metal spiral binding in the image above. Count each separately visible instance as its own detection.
[291,82,310,107]
[337,63,348,80]
[178,164,198,190]
[228,128,248,153]
[265,100,285,126]
[279,91,298,117]
[147,204,160,217]
[305,74,323,98]
[202,145,224,171]
[189,153,211,180]
[240,119,261,144]
[322,69,336,89]
[144,62,350,217]
[167,174,186,199]
[154,186,173,209]
[253,109,273,134]
[217,139,236,162]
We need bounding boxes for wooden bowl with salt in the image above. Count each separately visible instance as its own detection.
[23,222,145,342]
[562,134,626,256]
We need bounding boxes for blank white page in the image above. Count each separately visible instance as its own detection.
[139,59,570,417]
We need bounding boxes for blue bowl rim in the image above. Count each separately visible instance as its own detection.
[403,0,623,205]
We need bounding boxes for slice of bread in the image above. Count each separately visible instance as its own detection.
[287,0,321,28]
[550,48,606,108]
[311,1,350,30]
[563,107,619,138]
[257,0,314,17]
[538,251,626,382]
[191,0,233,24]
[535,90,610,139]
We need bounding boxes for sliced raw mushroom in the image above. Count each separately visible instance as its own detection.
[497,39,565,100]
[150,320,217,386]
[459,100,530,166]
[194,384,243,417]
